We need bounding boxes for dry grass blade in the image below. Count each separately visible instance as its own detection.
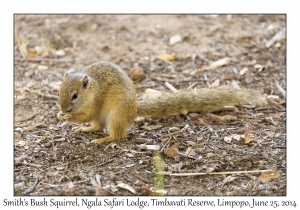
[170,169,274,176]
[24,174,39,195]
[265,27,286,48]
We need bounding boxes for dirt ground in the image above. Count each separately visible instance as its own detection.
[14,14,286,196]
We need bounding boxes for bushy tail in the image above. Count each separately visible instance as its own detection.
[137,87,265,118]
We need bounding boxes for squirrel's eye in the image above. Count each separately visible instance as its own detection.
[72,93,78,100]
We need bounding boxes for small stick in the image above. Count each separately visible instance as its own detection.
[156,56,176,67]
[265,27,286,48]
[170,169,273,176]
[165,82,178,93]
[274,80,286,98]
[15,57,73,63]
[24,174,39,195]
[266,97,284,109]
[43,93,59,101]
[265,116,278,126]
[164,124,189,137]
[187,82,197,90]
[178,152,200,160]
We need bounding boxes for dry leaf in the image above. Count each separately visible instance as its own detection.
[164,143,180,162]
[244,134,255,144]
[117,182,136,194]
[224,136,232,143]
[259,170,280,182]
[197,117,205,122]
[222,176,236,184]
[246,161,252,167]
[28,48,37,57]
[185,147,196,156]
[245,129,253,134]
[158,53,175,61]
[272,112,286,118]
[167,140,175,146]
[186,141,196,146]
[202,164,218,173]
[142,186,166,196]
[64,181,74,191]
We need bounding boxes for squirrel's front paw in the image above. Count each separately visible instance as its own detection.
[57,111,72,122]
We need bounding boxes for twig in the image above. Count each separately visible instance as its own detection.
[266,97,284,109]
[90,159,115,168]
[274,80,286,99]
[165,82,178,93]
[24,174,39,195]
[178,152,200,160]
[187,82,198,90]
[170,169,273,176]
[155,56,176,67]
[43,93,59,101]
[265,116,278,126]
[164,124,189,137]
[265,27,286,48]
[15,57,73,63]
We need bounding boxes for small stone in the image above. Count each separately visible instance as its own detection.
[55,50,65,57]
[129,67,146,81]
[169,34,182,45]
[37,65,48,71]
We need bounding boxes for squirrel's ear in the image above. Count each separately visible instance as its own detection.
[81,75,90,89]
[63,72,69,78]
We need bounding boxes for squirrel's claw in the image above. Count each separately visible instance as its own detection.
[57,112,72,122]
[72,126,83,133]
[73,125,100,133]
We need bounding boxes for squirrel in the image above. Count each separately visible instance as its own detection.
[57,61,266,144]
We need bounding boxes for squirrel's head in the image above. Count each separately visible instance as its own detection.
[58,72,92,114]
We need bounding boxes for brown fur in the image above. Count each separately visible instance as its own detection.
[58,61,265,144]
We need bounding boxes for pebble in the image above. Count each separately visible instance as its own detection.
[37,65,49,71]
[169,34,182,45]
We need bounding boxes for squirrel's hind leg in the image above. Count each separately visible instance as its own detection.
[91,110,132,144]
